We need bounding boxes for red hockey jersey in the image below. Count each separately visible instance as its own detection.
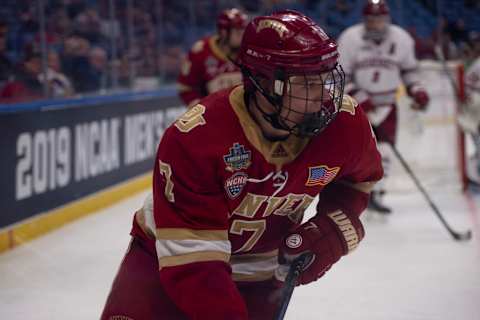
[177,35,243,107]
[137,86,383,319]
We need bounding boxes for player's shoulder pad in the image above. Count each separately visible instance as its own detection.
[191,38,207,54]
[172,88,233,134]
[339,24,363,42]
[339,94,359,116]
[389,24,414,42]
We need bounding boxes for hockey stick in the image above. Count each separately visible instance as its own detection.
[274,253,313,320]
[388,141,472,241]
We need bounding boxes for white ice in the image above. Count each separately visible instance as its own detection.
[1,63,479,319]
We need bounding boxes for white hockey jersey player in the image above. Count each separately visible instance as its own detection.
[337,0,429,214]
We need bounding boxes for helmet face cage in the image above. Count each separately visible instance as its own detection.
[247,64,345,137]
[364,15,391,42]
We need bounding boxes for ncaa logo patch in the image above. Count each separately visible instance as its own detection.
[223,143,252,172]
[225,172,248,199]
[285,234,303,249]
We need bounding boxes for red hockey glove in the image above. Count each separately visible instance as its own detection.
[409,85,429,111]
[276,210,364,286]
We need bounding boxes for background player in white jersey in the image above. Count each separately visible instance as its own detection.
[337,0,430,213]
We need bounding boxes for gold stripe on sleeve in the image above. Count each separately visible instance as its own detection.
[340,180,377,194]
[156,228,228,241]
[177,83,194,92]
[158,250,230,267]
[229,249,278,264]
[232,270,275,282]
[135,209,156,239]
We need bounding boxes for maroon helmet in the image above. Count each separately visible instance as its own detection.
[217,8,248,32]
[238,10,345,137]
[362,0,390,16]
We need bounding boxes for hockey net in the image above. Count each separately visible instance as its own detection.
[391,60,467,194]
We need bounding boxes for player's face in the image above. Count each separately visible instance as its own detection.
[364,15,389,34]
[279,74,333,129]
[228,27,245,50]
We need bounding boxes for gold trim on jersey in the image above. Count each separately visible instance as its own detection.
[156,228,228,241]
[208,35,229,62]
[176,83,193,93]
[232,270,275,282]
[340,180,377,194]
[229,86,310,170]
[339,94,358,115]
[230,249,278,264]
[158,251,230,268]
[230,250,279,282]
[135,209,156,239]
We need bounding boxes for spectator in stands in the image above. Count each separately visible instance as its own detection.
[434,17,460,60]
[87,46,110,91]
[159,46,183,83]
[74,6,108,48]
[61,34,101,93]
[466,31,480,64]
[0,49,44,102]
[64,42,111,94]
[446,19,469,48]
[0,20,14,88]
[38,50,74,98]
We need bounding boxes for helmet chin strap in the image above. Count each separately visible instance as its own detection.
[242,66,291,132]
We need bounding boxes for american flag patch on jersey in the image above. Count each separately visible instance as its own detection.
[305,165,340,186]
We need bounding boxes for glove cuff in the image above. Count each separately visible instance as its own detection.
[407,83,425,96]
[312,210,364,256]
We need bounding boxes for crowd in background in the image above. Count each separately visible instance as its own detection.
[0,0,479,103]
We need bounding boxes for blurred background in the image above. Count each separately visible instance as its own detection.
[0,0,479,103]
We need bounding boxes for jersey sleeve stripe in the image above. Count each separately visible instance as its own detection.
[232,270,275,282]
[229,249,278,264]
[156,238,231,256]
[158,251,230,268]
[231,257,278,277]
[229,250,279,282]
[156,228,228,241]
[176,83,194,92]
[340,180,377,194]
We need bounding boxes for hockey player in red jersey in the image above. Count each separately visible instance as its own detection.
[102,10,383,320]
[177,8,248,107]
[338,0,430,214]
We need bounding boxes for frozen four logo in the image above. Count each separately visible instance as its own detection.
[223,143,252,172]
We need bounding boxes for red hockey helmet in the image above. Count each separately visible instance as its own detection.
[362,0,390,16]
[217,8,248,32]
[238,10,345,137]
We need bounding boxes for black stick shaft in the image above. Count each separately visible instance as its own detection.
[389,142,471,240]
[274,253,312,320]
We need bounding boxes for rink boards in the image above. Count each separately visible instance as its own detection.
[0,89,183,253]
